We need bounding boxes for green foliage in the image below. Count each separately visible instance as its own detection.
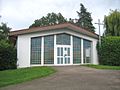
[0,40,17,70]
[104,10,120,36]
[98,37,120,66]
[29,6,95,33]
[0,67,55,87]
[29,12,67,28]
[76,3,95,32]
[68,18,74,23]
[83,64,120,70]
[0,23,11,40]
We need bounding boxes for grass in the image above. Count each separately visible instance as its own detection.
[0,66,56,87]
[83,64,120,70]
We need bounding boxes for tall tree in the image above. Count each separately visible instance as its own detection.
[0,23,11,40]
[29,12,67,28]
[76,3,95,32]
[104,10,120,36]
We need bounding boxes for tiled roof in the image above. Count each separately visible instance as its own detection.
[9,23,98,39]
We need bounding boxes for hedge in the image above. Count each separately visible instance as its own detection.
[98,36,120,66]
[0,40,17,70]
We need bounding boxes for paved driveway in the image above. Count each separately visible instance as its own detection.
[1,66,120,90]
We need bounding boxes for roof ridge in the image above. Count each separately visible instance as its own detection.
[29,22,69,29]
[9,22,98,39]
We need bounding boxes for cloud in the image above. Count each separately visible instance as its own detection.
[0,0,120,34]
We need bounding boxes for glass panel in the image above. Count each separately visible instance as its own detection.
[83,39,92,63]
[64,47,67,51]
[73,36,81,64]
[57,47,60,56]
[68,48,70,56]
[57,58,60,64]
[61,58,63,64]
[61,48,63,56]
[68,57,70,64]
[44,35,54,64]
[56,33,70,45]
[31,37,41,64]
[65,57,67,64]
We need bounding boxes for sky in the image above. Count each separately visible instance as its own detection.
[0,0,120,35]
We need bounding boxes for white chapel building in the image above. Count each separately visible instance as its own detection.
[10,23,98,68]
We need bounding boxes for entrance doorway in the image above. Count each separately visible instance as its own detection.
[57,45,71,65]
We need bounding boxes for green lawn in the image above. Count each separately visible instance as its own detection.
[83,64,120,70]
[0,66,56,87]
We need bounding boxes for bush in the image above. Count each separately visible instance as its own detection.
[98,36,120,66]
[0,40,17,70]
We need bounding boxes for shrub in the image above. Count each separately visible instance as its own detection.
[0,40,17,70]
[98,36,120,66]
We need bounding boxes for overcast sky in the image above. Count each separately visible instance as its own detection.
[0,0,120,34]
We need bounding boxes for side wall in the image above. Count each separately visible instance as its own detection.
[17,29,98,68]
[17,35,31,68]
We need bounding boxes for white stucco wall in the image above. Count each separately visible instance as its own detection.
[17,29,98,68]
[92,39,98,64]
[17,35,31,68]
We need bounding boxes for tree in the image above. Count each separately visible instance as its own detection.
[76,3,95,32]
[0,23,11,40]
[68,18,74,23]
[0,23,17,70]
[29,12,67,28]
[98,36,120,66]
[104,10,120,36]
[0,40,17,70]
